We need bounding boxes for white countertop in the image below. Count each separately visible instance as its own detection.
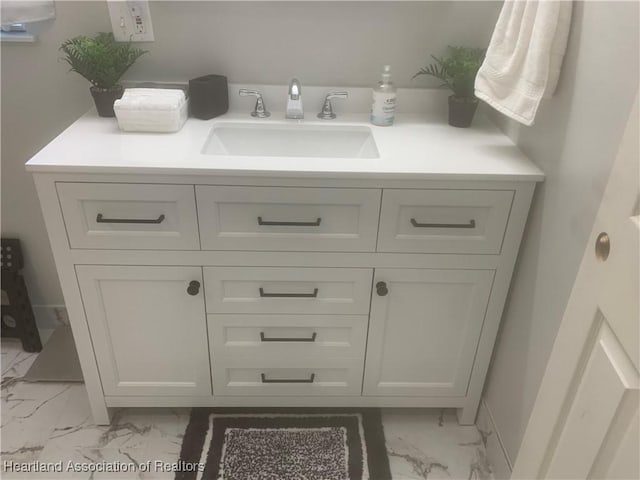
[26,109,544,182]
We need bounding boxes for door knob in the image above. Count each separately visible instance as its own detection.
[376,281,388,296]
[187,280,201,296]
[595,232,610,261]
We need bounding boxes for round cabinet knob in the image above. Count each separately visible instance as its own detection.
[187,280,201,296]
[376,281,388,296]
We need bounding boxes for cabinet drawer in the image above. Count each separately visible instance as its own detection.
[377,189,513,254]
[57,183,199,250]
[196,186,380,251]
[212,358,364,396]
[208,314,367,359]
[204,267,373,315]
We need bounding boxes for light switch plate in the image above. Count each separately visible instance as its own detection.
[107,0,154,42]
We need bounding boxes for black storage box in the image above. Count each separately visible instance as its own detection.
[188,74,229,120]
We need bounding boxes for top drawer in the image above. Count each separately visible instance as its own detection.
[377,189,513,254]
[196,186,380,252]
[57,183,199,250]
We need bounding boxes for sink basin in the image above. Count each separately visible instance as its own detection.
[202,122,379,158]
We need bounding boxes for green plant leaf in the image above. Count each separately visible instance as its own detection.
[412,46,485,98]
[59,32,148,89]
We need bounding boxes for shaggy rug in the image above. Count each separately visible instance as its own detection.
[175,408,391,480]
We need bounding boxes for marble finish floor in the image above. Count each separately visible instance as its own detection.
[1,339,493,479]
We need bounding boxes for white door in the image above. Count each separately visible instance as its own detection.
[512,94,639,479]
[363,268,494,397]
[76,265,212,397]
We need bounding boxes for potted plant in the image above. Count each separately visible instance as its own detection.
[413,46,485,128]
[60,32,148,117]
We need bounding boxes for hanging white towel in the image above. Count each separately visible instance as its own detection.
[474,0,572,126]
[1,1,55,25]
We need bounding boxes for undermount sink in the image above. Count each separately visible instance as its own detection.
[202,122,379,158]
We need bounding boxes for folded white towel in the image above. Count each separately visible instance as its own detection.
[114,89,188,132]
[114,88,186,111]
[474,0,572,126]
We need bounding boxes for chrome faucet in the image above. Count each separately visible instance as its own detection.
[239,89,270,118]
[317,91,348,120]
[285,78,303,119]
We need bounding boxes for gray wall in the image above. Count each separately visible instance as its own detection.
[482,0,639,466]
[1,2,112,312]
[129,1,501,87]
[1,1,500,314]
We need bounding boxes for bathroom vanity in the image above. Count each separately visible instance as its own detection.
[27,108,543,425]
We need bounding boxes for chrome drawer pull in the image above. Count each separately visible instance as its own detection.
[260,332,317,342]
[96,213,166,224]
[257,217,322,227]
[410,218,476,229]
[259,288,319,298]
[261,373,316,384]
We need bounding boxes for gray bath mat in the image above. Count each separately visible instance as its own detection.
[23,327,83,382]
[176,408,391,480]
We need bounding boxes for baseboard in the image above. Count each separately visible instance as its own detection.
[32,305,68,330]
[477,398,512,479]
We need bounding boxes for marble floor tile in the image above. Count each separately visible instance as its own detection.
[383,408,493,480]
[2,339,493,480]
[1,382,76,463]
[2,340,38,378]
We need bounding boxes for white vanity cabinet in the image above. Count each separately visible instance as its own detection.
[363,268,494,397]
[75,265,211,397]
[27,112,543,426]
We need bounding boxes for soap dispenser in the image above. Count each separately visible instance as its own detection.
[370,65,397,126]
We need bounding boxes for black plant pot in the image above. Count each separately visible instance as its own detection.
[90,85,124,118]
[448,95,479,128]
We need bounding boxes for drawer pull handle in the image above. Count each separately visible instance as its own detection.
[259,288,319,298]
[96,213,166,224]
[257,217,322,227]
[260,332,317,342]
[410,218,476,229]
[187,280,200,296]
[261,373,316,384]
[376,281,388,296]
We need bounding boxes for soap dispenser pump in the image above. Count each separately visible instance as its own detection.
[370,65,397,126]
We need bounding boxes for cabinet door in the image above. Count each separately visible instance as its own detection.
[363,268,494,397]
[76,266,211,397]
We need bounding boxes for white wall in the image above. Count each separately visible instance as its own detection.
[128,1,501,87]
[482,0,639,468]
[1,1,112,314]
[1,1,501,318]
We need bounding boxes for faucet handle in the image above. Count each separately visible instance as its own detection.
[239,89,270,118]
[317,91,348,120]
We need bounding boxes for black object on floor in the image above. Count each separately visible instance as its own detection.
[1,239,42,352]
[176,408,391,480]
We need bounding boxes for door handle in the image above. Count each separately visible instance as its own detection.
[260,332,317,342]
[410,218,475,229]
[259,288,318,298]
[261,373,315,383]
[257,217,322,227]
[96,213,165,224]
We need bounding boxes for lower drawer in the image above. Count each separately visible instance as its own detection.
[211,358,364,396]
[208,314,368,359]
